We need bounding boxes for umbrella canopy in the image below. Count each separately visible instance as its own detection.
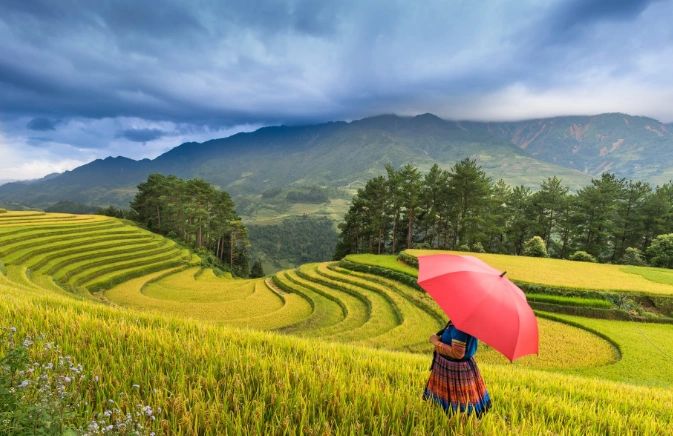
[417,253,538,361]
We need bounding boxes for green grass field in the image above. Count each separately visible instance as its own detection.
[1,212,673,434]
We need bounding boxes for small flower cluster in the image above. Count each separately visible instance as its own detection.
[1,327,161,435]
[84,401,162,435]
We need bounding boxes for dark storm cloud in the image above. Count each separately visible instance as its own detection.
[119,128,166,143]
[0,0,672,142]
[553,0,659,31]
[26,117,57,131]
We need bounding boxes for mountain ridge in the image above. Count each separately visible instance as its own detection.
[2,112,673,221]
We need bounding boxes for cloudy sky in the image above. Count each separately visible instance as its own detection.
[1,0,673,182]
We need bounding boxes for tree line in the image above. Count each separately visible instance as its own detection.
[130,174,257,275]
[335,159,673,267]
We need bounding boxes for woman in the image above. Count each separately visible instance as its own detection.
[423,321,491,417]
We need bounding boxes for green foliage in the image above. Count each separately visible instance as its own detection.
[250,259,264,278]
[131,174,250,272]
[472,241,486,253]
[336,161,673,267]
[249,216,337,271]
[45,200,98,214]
[97,205,135,219]
[396,251,418,268]
[569,250,598,263]
[260,187,282,198]
[285,187,328,203]
[523,236,548,257]
[647,233,673,268]
[622,247,646,266]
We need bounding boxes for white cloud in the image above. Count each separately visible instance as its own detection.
[0,131,88,180]
[0,118,258,182]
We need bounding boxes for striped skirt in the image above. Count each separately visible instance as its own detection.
[423,353,491,417]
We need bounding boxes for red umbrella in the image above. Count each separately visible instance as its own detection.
[417,253,539,361]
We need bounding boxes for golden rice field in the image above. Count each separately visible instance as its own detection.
[1,211,673,434]
[355,249,673,295]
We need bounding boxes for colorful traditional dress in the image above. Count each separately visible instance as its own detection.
[423,321,491,417]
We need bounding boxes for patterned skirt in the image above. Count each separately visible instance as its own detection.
[423,353,491,417]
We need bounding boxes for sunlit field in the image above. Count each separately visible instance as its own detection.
[349,249,673,295]
[1,212,673,434]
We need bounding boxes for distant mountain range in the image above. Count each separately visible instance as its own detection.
[2,112,673,223]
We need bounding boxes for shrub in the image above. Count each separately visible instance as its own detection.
[472,242,486,253]
[250,259,265,278]
[569,250,597,263]
[523,236,548,258]
[397,251,419,267]
[457,244,471,252]
[647,234,673,268]
[622,247,646,266]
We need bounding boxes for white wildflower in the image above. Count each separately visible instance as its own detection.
[143,405,153,417]
[18,380,30,389]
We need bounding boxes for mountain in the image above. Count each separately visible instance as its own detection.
[4,112,673,224]
[0,113,593,219]
[485,113,673,184]
[5,111,673,272]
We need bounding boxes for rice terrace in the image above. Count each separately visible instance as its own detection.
[1,210,672,434]
[4,1,673,435]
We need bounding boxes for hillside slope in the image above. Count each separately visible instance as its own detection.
[0,114,593,215]
[1,212,673,433]
[486,113,673,183]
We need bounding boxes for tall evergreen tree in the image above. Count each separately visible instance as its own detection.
[130,174,250,274]
[612,180,651,261]
[398,164,423,249]
[447,159,492,248]
[571,173,624,260]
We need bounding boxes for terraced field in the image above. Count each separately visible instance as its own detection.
[1,211,673,433]
[402,249,673,295]
[2,257,673,433]
[0,211,196,296]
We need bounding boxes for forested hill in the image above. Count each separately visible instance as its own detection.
[2,112,673,219]
[0,113,592,213]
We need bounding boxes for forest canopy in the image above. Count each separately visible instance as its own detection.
[336,159,673,265]
[130,174,251,275]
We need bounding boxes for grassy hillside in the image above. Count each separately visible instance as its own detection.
[353,249,673,296]
[2,212,673,433]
